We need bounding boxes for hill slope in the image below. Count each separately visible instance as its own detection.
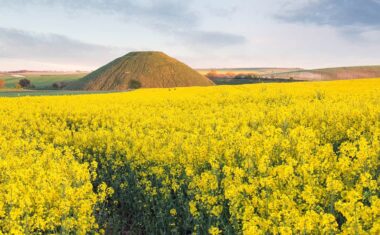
[268,65,380,81]
[68,51,214,90]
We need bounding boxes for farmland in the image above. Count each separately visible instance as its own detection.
[197,66,380,84]
[196,68,301,76]
[0,71,86,89]
[0,90,121,97]
[0,71,92,97]
[3,65,378,96]
[268,66,380,81]
[0,79,379,234]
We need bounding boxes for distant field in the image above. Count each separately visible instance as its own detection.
[1,66,379,94]
[198,66,380,82]
[196,68,301,76]
[270,65,380,81]
[0,72,86,89]
[0,90,123,97]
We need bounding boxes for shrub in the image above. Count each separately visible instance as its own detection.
[52,81,67,89]
[128,79,142,89]
[0,80,4,89]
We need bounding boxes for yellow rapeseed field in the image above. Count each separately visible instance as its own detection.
[0,79,379,234]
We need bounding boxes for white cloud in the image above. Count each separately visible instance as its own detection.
[0,27,125,70]
[0,0,246,47]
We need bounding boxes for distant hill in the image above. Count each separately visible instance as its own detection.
[267,66,380,81]
[68,51,214,90]
[197,68,302,76]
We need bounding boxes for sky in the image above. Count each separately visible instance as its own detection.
[0,0,379,71]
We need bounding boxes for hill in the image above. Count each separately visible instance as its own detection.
[267,65,380,81]
[68,51,214,90]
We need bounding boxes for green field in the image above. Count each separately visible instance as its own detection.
[0,90,124,97]
[0,73,86,89]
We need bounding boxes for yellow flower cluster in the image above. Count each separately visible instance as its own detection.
[0,79,379,234]
[0,137,98,234]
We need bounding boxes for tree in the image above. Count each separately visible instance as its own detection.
[0,80,5,89]
[226,72,236,78]
[18,78,32,88]
[206,70,218,79]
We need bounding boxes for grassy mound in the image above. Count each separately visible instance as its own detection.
[68,51,214,90]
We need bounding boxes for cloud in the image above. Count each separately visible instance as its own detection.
[0,27,124,68]
[278,0,380,29]
[2,0,197,30]
[1,0,245,47]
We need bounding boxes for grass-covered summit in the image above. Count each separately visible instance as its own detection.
[68,51,214,90]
